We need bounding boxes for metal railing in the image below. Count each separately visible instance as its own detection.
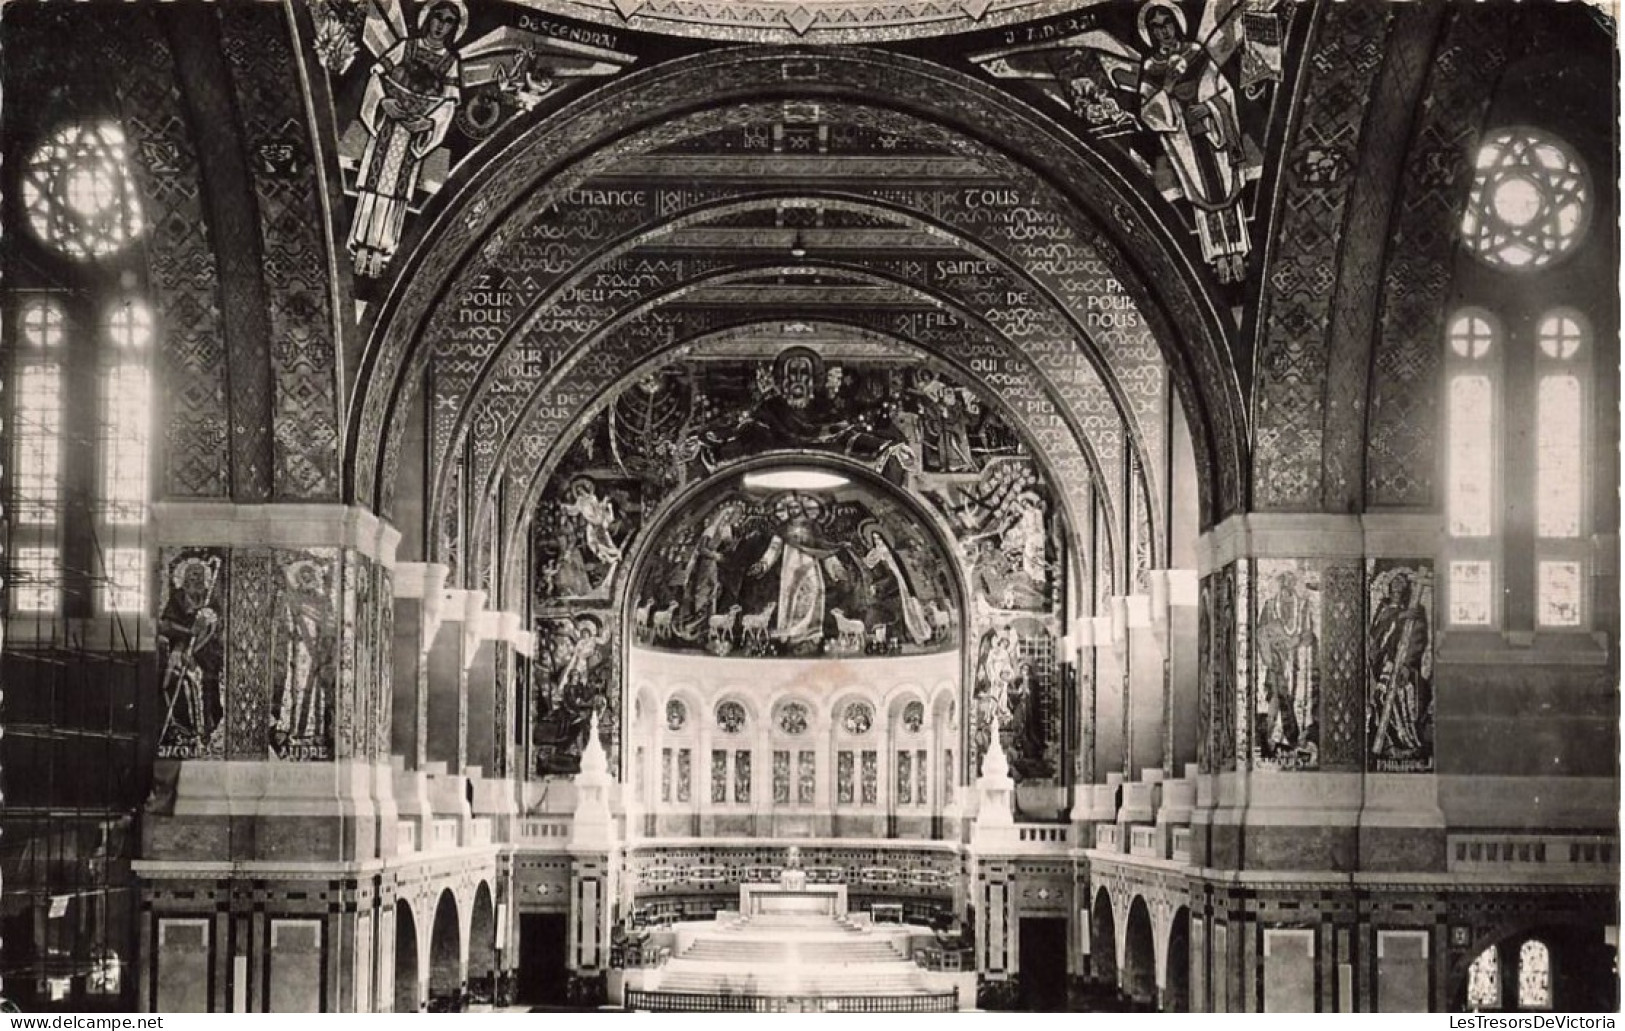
[624,989,958,1013]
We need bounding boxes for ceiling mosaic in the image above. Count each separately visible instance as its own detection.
[532,337,1067,629]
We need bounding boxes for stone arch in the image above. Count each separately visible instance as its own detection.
[1165,905,1192,1013]
[1090,886,1118,990]
[393,897,421,1013]
[1123,894,1157,1008]
[352,46,1245,533]
[1454,919,1616,1013]
[615,453,975,777]
[468,881,498,1001]
[428,887,462,1006]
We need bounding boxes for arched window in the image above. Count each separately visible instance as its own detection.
[13,296,65,527]
[1446,123,1606,636]
[1461,128,1591,271]
[1444,308,1501,627]
[1534,310,1588,628]
[1517,940,1552,1009]
[8,120,155,623]
[1467,945,1501,1010]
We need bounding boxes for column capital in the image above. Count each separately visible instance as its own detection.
[1199,513,1365,573]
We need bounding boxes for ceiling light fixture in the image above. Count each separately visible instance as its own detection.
[789,228,807,260]
[743,469,849,491]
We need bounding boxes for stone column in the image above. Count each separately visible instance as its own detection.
[568,719,620,986]
[391,562,447,836]
[138,503,401,1011]
[469,609,526,844]
[1125,593,1163,781]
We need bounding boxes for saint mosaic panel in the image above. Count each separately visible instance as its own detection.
[157,546,355,763]
[157,548,230,760]
[1366,559,1435,774]
[1251,559,1320,771]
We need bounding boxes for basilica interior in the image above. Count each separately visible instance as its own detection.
[0,0,1618,1014]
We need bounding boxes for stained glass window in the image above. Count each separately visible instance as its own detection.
[1537,312,1584,360]
[1537,561,1583,627]
[1467,946,1501,1010]
[837,750,855,805]
[666,699,686,731]
[861,750,878,805]
[897,750,912,804]
[23,123,146,260]
[106,298,153,350]
[773,750,790,804]
[916,748,928,804]
[22,297,65,348]
[1518,940,1551,1009]
[716,700,746,733]
[1462,129,1590,270]
[11,546,60,613]
[1536,374,1582,538]
[100,547,146,614]
[14,364,63,524]
[676,748,692,803]
[661,747,672,802]
[1449,312,1496,359]
[1447,375,1495,537]
[102,365,150,525]
[711,750,727,803]
[1449,560,1494,626]
[734,750,750,803]
[797,750,816,804]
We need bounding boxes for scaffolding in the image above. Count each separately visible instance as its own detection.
[3,376,151,1011]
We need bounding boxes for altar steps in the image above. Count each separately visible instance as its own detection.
[680,939,907,965]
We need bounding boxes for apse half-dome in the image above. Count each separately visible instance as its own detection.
[629,468,960,659]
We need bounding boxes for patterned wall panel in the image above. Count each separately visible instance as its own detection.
[1319,560,1365,772]
[1317,5,1444,512]
[1365,9,1512,507]
[1252,2,1393,510]
[113,12,234,499]
[219,7,343,501]
[227,548,277,759]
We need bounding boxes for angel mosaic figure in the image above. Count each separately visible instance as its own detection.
[559,478,624,589]
[347,0,466,278]
[1132,0,1258,283]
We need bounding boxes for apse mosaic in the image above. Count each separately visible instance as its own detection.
[966,0,1295,286]
[530,346,1059,620]
[306,0,636,281]
[628,473,959,659]
[1366,559,1434,774]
